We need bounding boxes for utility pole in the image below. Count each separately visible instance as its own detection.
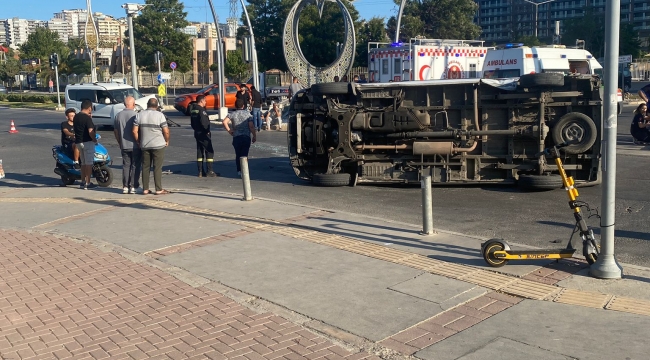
[207,0,226,120]
[590,0,622,279]
[50,53,62,109]
[122,3,149,90]
[522,0,558,39]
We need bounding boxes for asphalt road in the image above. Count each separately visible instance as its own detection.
[1,104,649,267]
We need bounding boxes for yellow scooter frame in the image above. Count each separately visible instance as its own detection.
[481,142,599,268]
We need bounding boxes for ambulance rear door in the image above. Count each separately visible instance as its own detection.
[482,48,526,79]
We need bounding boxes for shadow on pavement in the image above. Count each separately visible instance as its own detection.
[2,172,61,187]
[161,158,300,184]
[538,220,650,241]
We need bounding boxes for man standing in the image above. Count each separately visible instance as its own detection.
[223,99,256,177]
[73,99,97,190]
[132,98,170,195]
[49,79,54,93]
[236,84,251,110]
[190,95,217,177]
[250,85,263,131]
[288,77,303,100]
[114,96,141,194]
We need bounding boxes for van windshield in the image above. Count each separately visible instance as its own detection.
[107,88,144,103]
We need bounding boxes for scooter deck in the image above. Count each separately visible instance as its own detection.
[495,249,575,260]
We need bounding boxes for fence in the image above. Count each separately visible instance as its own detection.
[630,60,650,81]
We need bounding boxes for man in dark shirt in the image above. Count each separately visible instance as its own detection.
[190,95,217,177]
[73,99,97,189]
[61,108,78,162]
[235,84,251,110]
[250,85,263,131]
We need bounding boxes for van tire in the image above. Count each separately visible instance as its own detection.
[311,83,349,96]
[551,112,598,154]
[519,73,564,87]
[518,174,563,191]
[312,173,350,187]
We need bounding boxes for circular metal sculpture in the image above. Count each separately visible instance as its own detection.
[283,0,355,87]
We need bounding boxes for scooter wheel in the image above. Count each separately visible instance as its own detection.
[60,175,75,186]
[483,241,508,267]
[585,253,597,265]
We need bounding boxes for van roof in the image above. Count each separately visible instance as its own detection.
[66,82,135,90]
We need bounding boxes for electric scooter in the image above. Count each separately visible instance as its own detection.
[53,134,113,187]
[481,141,600,267]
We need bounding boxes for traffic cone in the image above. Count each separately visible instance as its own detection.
[8,120,18,134]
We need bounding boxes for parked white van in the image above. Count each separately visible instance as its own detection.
[65,83,158,127]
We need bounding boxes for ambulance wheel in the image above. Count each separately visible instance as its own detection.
[586,253,598,265]
[482,240,508,268]
[519,73,564,87]
[311,83,349,96]
[551,112,597,154]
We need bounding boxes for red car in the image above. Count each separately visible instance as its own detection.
[173,83,252,115]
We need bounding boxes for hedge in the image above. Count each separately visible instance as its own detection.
[0,94,63,104]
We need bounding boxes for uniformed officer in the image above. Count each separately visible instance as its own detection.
[190,95,218,177]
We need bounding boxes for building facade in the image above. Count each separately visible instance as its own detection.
[474,0,650,44]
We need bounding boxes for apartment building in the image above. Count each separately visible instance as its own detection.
[475,0,650,44]
[93,13,125,46]
[0,18,30,49]
[47,19,71,43]
[53,9,88,38]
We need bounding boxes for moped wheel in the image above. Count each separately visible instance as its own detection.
[483,241,508,267]
[95,165,113,187]
[585,253,598,265]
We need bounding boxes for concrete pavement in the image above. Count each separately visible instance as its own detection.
[1,184,650,359]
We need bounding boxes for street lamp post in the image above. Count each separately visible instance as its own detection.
[521,0,558,39]
[206,0,226,120]
[122,3,149,90]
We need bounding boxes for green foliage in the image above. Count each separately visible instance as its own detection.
[130,0,193,72]
[387,0,481,42]
[67,37,86,53]
[294,0,361,68]
[243,0,294,71]
[3,94,56,103]
[225,49,250,81]
[209,63,219,72]
[562,7,642,59]
[19,28,69,65]
[515,35,544,47]
[67,58,92,75]
[0,57,22,85]
[356,17,388,66]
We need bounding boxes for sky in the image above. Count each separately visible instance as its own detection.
[3,0,399,24]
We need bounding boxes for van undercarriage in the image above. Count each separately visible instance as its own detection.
[287,74,603,190]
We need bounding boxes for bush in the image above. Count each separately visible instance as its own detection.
[2,94,60,103]
[0,94,6,101]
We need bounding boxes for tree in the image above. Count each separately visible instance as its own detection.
[129,0,193,72]
[515,35,543,47]
[387,0,481,42]
[356,17,388,66]
[0,57,21,90]
[243,0,294,71]
[19,27,69,64]
[292,0,362,68]
[225,49,250,81]
[562,7,641,59]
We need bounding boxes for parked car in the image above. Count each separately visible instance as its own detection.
[0,84,7,94]
[173,83,252,116]
[65,82,157,127]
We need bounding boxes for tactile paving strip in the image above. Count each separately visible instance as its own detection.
[5,196,650,318]
[500,279,561,300]
[605,296,650,316]
[551,288,612,309]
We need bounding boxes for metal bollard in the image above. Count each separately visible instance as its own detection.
[420,174,434,235]
[240,157,253,201]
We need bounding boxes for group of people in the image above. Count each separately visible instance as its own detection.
[332,74,360,83]
[61,97,171,194]
[59,77,307,191]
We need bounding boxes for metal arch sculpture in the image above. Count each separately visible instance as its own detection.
[283,0,356,87]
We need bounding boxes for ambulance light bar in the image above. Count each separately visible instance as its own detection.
[505,43,524,48]
[391,42,404,47]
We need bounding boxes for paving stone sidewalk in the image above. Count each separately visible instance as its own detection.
[0,229,376,360]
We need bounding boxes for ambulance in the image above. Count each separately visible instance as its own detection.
[482,44,623,112]
[367,38,492,83]
[481,44,603,78]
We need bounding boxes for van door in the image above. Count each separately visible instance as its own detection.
[92,90,113,125]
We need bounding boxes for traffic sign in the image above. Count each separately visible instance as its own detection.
[619,55,632,63]
[157,73,163,83]
[170,62,177,70]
